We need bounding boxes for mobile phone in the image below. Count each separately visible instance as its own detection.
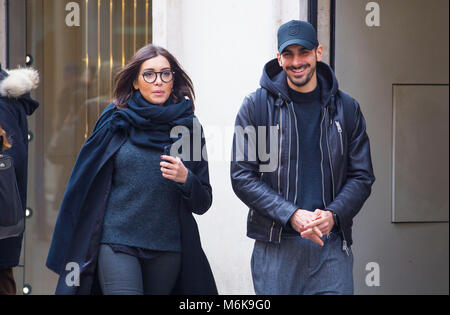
[163,145,171,157]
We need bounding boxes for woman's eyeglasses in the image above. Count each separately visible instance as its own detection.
[142,70,175,84]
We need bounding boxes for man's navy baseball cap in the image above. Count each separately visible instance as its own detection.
[278,20,319,53]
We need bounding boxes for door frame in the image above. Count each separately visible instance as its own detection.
[7,0,26,68]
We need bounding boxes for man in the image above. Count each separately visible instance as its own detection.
[230,20,375,295]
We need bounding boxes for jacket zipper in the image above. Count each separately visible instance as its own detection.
[327,100,350,256]
[280,102,294,243]
[335,121,344,156]
[271,97,283,243]
[278,101,297,243]
[319,109,327,209]
[277,100,283,196]
[322,108,332,241]
[269,221,275,242]
[286,103,292,202]
[326,109,336,200]
[289,102,300,205]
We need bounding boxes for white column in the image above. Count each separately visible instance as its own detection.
[299,0,309,21]
[280,0,306,22]
[152,0,183,58]
[317,0,331,64]
[276,0,309,52]
[152,0,310,295]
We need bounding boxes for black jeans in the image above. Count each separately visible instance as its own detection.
[97,245,181,295]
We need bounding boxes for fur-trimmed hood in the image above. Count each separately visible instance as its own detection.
[0,67,40,98]
[0,67,40,116]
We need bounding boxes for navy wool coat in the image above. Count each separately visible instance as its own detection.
[0,67,39,269]
[46,104,218,295]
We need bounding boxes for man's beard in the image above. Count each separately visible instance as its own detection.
[287,62,317,88]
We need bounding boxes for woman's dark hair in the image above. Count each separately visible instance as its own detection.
[113,44,195,110]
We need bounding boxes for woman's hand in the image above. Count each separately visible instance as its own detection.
[160,155,188,184]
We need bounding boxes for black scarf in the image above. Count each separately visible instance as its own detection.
[109,91,195,150]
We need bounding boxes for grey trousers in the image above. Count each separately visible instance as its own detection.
[251,231,354,295]
[97,244,181,295]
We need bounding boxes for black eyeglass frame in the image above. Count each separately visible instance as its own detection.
[141,71,176,84]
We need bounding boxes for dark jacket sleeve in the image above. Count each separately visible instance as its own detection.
[230,95,298,227]
[0,100,27,207]
[0,100,28,268]
[177,129,213,216]
[327,100,375,229]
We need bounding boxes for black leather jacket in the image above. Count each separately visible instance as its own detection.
[230,59,375,253]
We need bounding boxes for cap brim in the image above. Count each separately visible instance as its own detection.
[279,39,315,53]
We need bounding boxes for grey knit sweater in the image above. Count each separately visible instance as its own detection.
[101,140,182,252]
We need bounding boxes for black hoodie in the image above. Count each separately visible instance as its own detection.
[260,58,339,116]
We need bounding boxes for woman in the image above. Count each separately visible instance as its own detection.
[0,66,40,295]
[46,45,217,295]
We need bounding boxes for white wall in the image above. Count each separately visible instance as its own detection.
[154,0,306,294]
